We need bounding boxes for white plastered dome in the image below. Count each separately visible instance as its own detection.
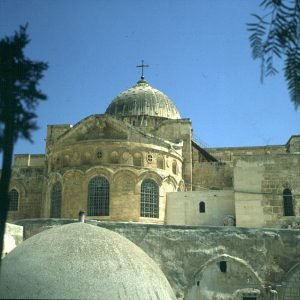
[0,222,176,300]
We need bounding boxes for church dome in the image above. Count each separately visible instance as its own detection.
[0,223,176,300]
[105,79,181,119]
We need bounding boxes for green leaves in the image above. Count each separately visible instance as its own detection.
[285,47,300,107]
[247,0,300,109]
[248,15,267,60]
[0,25,48,151]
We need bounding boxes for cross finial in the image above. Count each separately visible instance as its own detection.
[136,60,149,80]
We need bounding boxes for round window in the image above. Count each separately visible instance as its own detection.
[96,151,102,159]
[147,154,153,163]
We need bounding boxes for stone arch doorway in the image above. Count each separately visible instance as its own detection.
[185,254,265,300]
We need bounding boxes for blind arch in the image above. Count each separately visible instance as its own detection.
[50,182,62,218]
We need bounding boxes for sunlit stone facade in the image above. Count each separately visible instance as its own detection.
[6,78,300,229]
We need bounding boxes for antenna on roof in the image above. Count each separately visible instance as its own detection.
[136,60,149,80]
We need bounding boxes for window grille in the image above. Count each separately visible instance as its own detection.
[87,176,109,216]
[141,179,159,218]
[199,201,205,213]
[147,154,153,163]
[50,182,62,218]
[8,189,19,211]
[283,188,294,216]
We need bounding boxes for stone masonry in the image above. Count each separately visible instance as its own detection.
[14,219,300,300]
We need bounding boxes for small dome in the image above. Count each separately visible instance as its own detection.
[0,223,175,300]
[105,79,181,119]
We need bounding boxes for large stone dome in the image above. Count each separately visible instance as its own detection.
[105,79,181,119]
[0,223,176,300]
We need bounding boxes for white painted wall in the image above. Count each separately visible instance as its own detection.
[166,190,235,226]
[2,223,23,258]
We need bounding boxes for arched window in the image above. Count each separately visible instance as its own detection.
[8,189,19,211]
[50,182,62,218]
[110,151,119,164]
[141,179,159,218]
[172,160,177,174]
[87,176,109,216]
[283,188,294,216]
[199,201,205,213]
[157,156,164,169]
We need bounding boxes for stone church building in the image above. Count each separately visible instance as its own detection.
[7,75,300,228]
[3,74,300,299]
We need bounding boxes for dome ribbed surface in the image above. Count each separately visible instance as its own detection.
[0,223,176,300]
[105,80,181,119]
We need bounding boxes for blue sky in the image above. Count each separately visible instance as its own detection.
[0,0,299,162]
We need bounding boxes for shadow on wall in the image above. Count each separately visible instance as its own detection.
[281,262,300,299]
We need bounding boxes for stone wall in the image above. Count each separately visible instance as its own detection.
[46,141,182,176]
[166,190,235,226]
[46,124,72,147]
[9,115,186,224]
[287,135,300,153]
[153,119,193,191]
[40,115,186,223]
[207,145,286,162]
[14,154,45,167]
[192,161,233,190]
[14,219,300,300]
[234,154,300,227]
[7,166,44,222]
[42,166,177,223]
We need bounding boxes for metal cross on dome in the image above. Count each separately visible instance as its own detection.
[136,60,149,80]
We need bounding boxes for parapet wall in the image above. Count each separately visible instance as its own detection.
[14,154,45,167]
[207,144,286,162]
[14,219,300,300]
